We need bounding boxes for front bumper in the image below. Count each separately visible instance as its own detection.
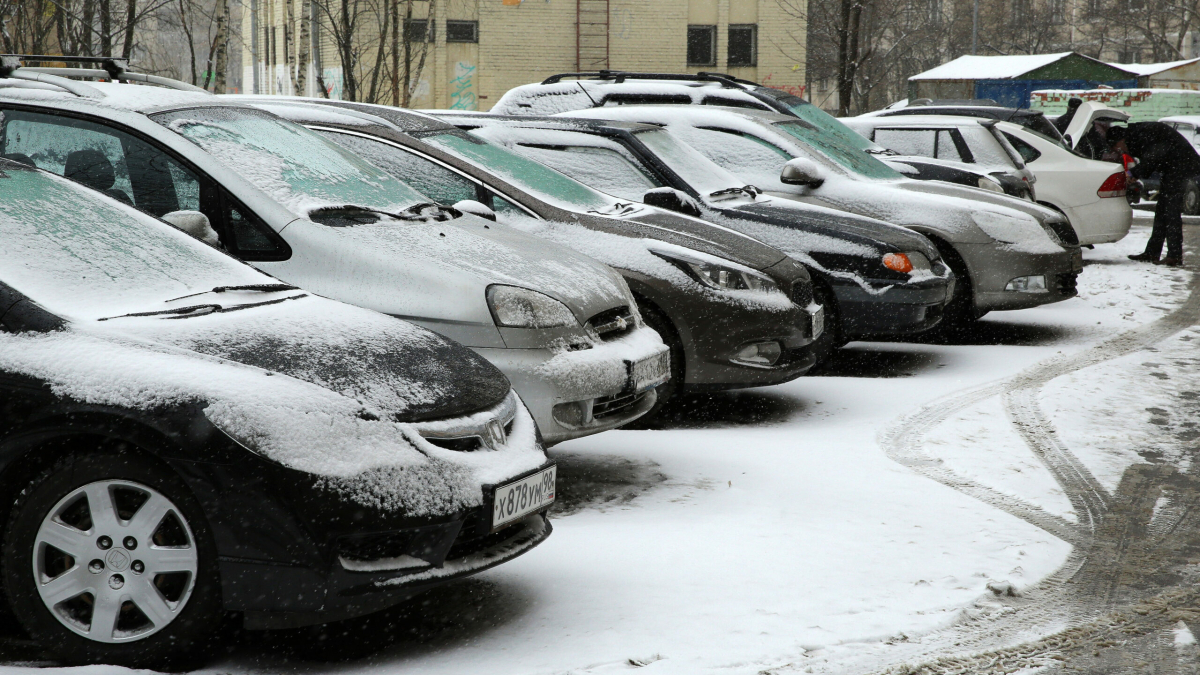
[678,297,821,392]
[475,328,669,444]
[831,275,955,339]
[960,242,1081,312]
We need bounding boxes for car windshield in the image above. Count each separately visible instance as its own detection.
[421,130,616,211]
[633,128,747,194]
[772,120,902,179]
[0,164,265,321]
[153,106,428,217]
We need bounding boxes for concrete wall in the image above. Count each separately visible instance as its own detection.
[1031,88,1200,122]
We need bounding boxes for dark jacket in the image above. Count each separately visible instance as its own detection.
[1121,122,1200,186]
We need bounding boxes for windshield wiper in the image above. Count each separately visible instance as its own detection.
[98,294,307,322]
[164,283,299,304]
[398,202,460,221]
[709,185,761,199]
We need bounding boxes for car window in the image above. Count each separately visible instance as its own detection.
[957,126,1016,167]
[874,128,936,157]
[491,192,527,217]
[421,130,614,211]
[153,106,428,217]
[1003,132,1042,164]
[634,128,744,195]
[773,120,901,180]
[514,144,664,202]
[935,130,963,161]
[320,131,479,205]
[666,125,791,188]
[1,109,202,218]
[0,163,263,321]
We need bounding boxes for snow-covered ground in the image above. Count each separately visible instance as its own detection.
[0,221,1192,674]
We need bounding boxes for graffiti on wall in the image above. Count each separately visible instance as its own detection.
[322,67,343,99]
[449,61,477,110]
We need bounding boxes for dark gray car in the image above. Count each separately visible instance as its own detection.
[231,97,823,420]
[437,111,956,359]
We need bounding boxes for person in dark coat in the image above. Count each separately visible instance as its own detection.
[1108,122,1200,266]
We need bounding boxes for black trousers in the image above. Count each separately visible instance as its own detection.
[1146,180,1185,259]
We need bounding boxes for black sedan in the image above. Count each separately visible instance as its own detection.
[438,113,955,358]
[0,158,554,667]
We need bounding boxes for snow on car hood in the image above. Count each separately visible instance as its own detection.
[0,319,543,515]
[110,294,511,421]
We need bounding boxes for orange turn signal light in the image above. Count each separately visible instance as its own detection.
[883,252,913,273]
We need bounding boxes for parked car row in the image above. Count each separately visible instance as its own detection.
[0,59,1120,667]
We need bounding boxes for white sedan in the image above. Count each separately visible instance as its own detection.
[845,114,1132,246]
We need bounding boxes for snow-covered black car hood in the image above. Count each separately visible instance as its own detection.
[111,294,512,422]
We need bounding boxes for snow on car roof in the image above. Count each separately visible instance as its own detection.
[847,114,996,127]
[909,53,1077,80]
[492,79,759,115]
[0,80,221,113]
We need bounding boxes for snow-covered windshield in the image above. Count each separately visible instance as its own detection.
[421,131,615,211]
[153,106,428,217]
[633,128,744,194]
[0,165,265,321]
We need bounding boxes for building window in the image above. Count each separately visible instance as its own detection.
[404,19,434,43]
[446,20,478,43]
[687,25,716,66]
[728,24,757,67]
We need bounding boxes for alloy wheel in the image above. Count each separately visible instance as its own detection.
[31,479,199,643]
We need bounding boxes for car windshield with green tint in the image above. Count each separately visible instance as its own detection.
[771,118,901,180]
[0,163,264,321]
[153,106,429,217]
[422,130,614,211]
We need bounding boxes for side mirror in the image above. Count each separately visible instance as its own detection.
[642,187,702,217]
[780,158,825,188]
[162,210,221,247]
[453,199,497,221]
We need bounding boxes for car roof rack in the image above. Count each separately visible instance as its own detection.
[0,54,210,98]
[540,70,759,89]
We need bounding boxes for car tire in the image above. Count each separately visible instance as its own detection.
[623,300,684,427]
[808,279,842,366]
[1184,180,1200,216]
[2,448,223,669]
[932,242,979,327]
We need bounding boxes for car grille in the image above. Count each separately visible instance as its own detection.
[592,389,651,420]
[588,306,636,341]
[1057,272,1079,295]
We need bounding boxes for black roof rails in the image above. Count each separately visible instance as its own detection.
[0,54,209,96]
[540,70,759,89]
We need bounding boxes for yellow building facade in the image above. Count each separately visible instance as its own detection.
[242,0,806,110]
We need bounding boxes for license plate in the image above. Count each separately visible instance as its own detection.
[629,350,671,392]
[492,465,556,530]
[810,304,825,339]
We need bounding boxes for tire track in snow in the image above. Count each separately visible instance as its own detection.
[880,259,1200,545]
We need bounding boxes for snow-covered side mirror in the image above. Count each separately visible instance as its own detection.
[642,187,702,218]
[453,199,497,221]
[162,210,221,247]
[780,158,825,188]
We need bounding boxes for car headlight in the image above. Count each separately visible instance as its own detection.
[486,285,577,328]
[977,176,1005,193]
[651,250,780,294]
[971,211,1044,244]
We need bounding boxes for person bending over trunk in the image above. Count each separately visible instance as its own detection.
[1109,123,1200,267]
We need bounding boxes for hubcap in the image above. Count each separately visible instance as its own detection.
[32,480,199,643]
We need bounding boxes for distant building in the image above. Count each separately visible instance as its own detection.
[1112,58,1200,90]
[907,52,1138,108]
[241,0,806,111]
